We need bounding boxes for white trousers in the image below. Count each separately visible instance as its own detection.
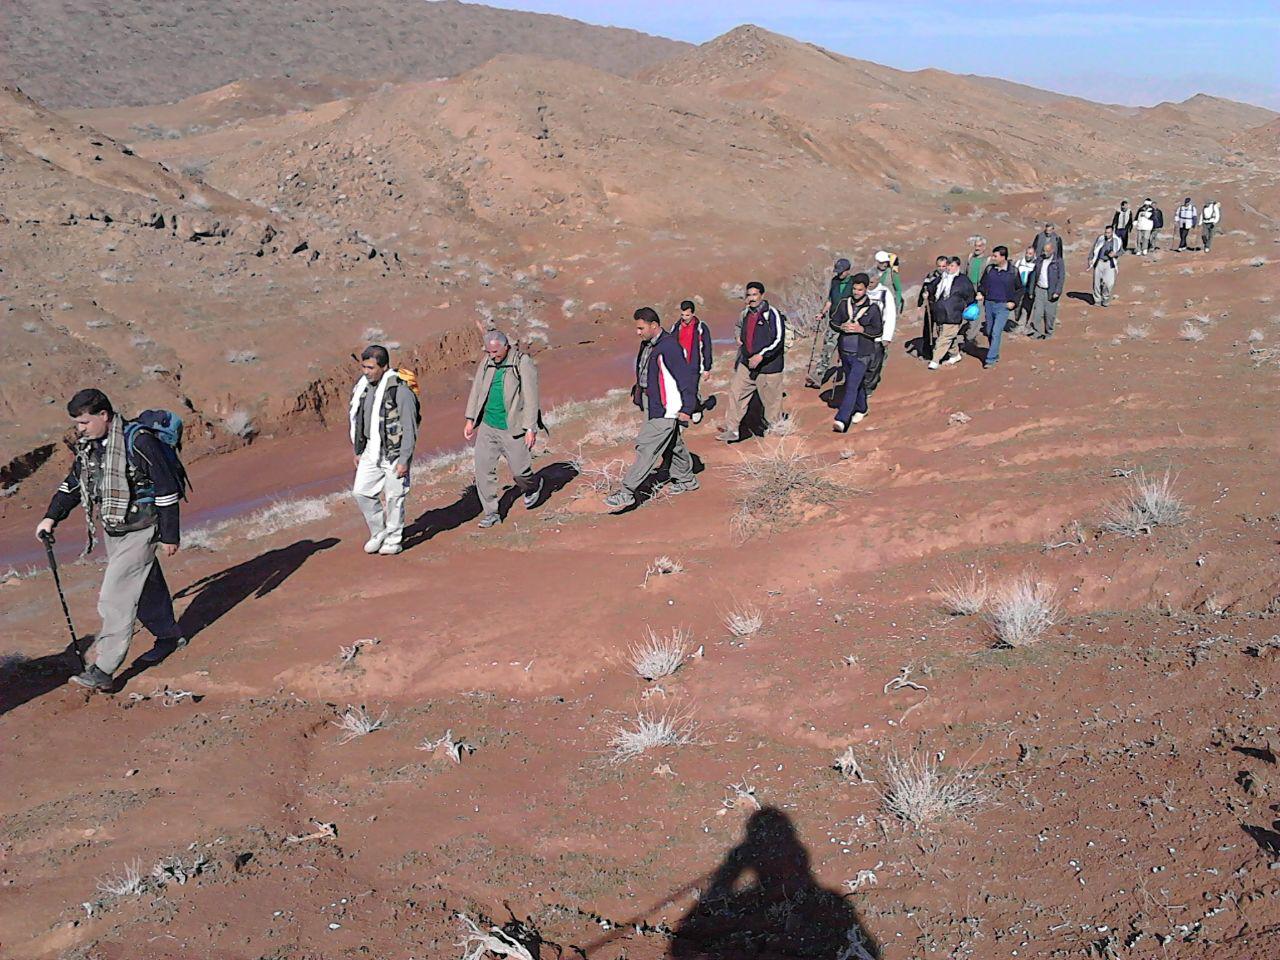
[353,455,408,547]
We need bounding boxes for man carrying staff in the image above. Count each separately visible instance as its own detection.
[464,330,543,528]
[806,259,853,389]
[36,388,187,691]
[350,344,419,556]
[917,255,948,359]
[605,308,699,511]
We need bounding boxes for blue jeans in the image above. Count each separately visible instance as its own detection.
[984,302,1010,366]
[836,352,870,424]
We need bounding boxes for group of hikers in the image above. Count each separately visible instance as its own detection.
[33,198,1224,692]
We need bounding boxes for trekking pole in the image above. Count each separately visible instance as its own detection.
[38,531,85,669]
[805,312,825,381]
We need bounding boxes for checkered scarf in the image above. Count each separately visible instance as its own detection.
[77,415,129,554]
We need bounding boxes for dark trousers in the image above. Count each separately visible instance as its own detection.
[835,352,870,424]
[1178,226,1190,249]
[1115,226,1130,251]
[865,341,887,394]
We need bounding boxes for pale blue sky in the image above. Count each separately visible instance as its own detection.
[482,0,1280,109]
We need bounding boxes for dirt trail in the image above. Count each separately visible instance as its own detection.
[3,187,1279,958]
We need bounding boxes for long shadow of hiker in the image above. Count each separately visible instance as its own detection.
[668,807,879,959]
[0,636,91,718]
[403,460,579,548]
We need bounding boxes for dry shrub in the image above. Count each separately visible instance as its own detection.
[985,574,1059,647]
[728,440,842,540]
[1102,468,1189,537]
[880,750,986,826]
[607,708,699,763]
[935,569,988,615]
[628,627,690,680]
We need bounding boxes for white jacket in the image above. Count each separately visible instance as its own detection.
[1175,203,1198,228]
[1202,202,1221,225]
[1134,207,1154,230]
[868,283,897,342]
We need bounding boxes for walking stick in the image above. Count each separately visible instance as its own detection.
[38,531,85,669]
[805,312,827,383]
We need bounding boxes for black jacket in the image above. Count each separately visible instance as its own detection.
[830,296,883,358]
[736,300,786,375]
[934,273,976,325]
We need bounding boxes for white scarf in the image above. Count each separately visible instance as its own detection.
[349,370,397,461]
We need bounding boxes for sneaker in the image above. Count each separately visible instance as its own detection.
[137,636,188,665]
[690,410,703,424]
[667,478,700,495]
[603,490,636,511]
[944,354,962,365]
[523,478,544,509]
[983,361,998,370]
[716,431,737,443]
[851,412,865,423]
[477,513,501,529]
[70,665,114,691]
[378,541,403,555]
[363,534,386,554]
[804,377,821,389]
[832,419,848,433]
[927,361,940,370]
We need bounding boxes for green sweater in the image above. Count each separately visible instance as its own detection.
[481,366,508,430]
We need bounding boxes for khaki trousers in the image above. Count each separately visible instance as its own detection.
[722,364,784,432]
[473,422,535,515]
[95,526,181,674]
[931,323,962,363]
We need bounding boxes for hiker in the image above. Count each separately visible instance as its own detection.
[1033,223,1059,258]
[1201,198,1221,252]
[976,245,1024,369]
[917,255,948,358]
[718,281,786,442]
[36,389,188,691]
[806,258,853,389]
[864,267,898,393]
[1112,200,1133,252]
[928,257,975,369]
[350,344,419,555]
[830,273,884,430]
[673,300,714,422]
[1012,245,1038,333]
[463,330,543,529]
[605,308,698,511]
[1089,226,1124,307]
[874,251,905,313]
[1134,199,1156,255]
[1175,197,1199,251]
[1151,201,1165,250]
[1028,237,1065,339]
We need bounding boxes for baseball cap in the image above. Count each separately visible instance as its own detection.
[874,250,890,263]
[834,258,851,273]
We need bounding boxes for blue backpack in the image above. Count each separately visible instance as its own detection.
[124,409,192,500]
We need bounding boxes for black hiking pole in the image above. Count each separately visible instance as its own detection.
[38,531,85,669]
[805,312,826,384]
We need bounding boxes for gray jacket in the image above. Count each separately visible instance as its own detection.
[464,347,540,434]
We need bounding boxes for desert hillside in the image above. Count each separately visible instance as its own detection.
[0,0,689,108]
[2,10,1280,959]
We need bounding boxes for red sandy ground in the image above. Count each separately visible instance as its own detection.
[2,187,1279,959]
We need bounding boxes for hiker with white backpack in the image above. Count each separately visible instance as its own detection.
[350,344,420,555]
[1201,199,1222,252]
[35,389,190,691]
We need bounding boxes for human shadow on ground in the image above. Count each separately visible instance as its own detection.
[0,635,92,718]
[667,807,879,959]
[1066,291,1093,305]
[403,461,578,546]
[580,807,878,958]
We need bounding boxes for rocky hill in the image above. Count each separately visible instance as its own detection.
[0,0,689,108]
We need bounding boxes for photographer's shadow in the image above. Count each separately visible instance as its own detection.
[668,807,878,959]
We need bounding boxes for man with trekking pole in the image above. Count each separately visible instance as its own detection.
[36,389,189,691]
[805,258,853,390]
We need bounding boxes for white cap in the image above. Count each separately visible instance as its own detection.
[874,250,890,263]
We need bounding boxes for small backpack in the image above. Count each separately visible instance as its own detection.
[393,368,423,426]
[125,409,192,498]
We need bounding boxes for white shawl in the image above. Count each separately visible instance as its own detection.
[349,370,398,461]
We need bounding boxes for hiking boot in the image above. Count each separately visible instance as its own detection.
[70,665,114,691]
[523,478,544,509]
[604,490,636,511]
[363,533,386,554]
[477,513,501,529]
[137,636,188,665]
[667,478,700,495]
[378,541,403,555]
